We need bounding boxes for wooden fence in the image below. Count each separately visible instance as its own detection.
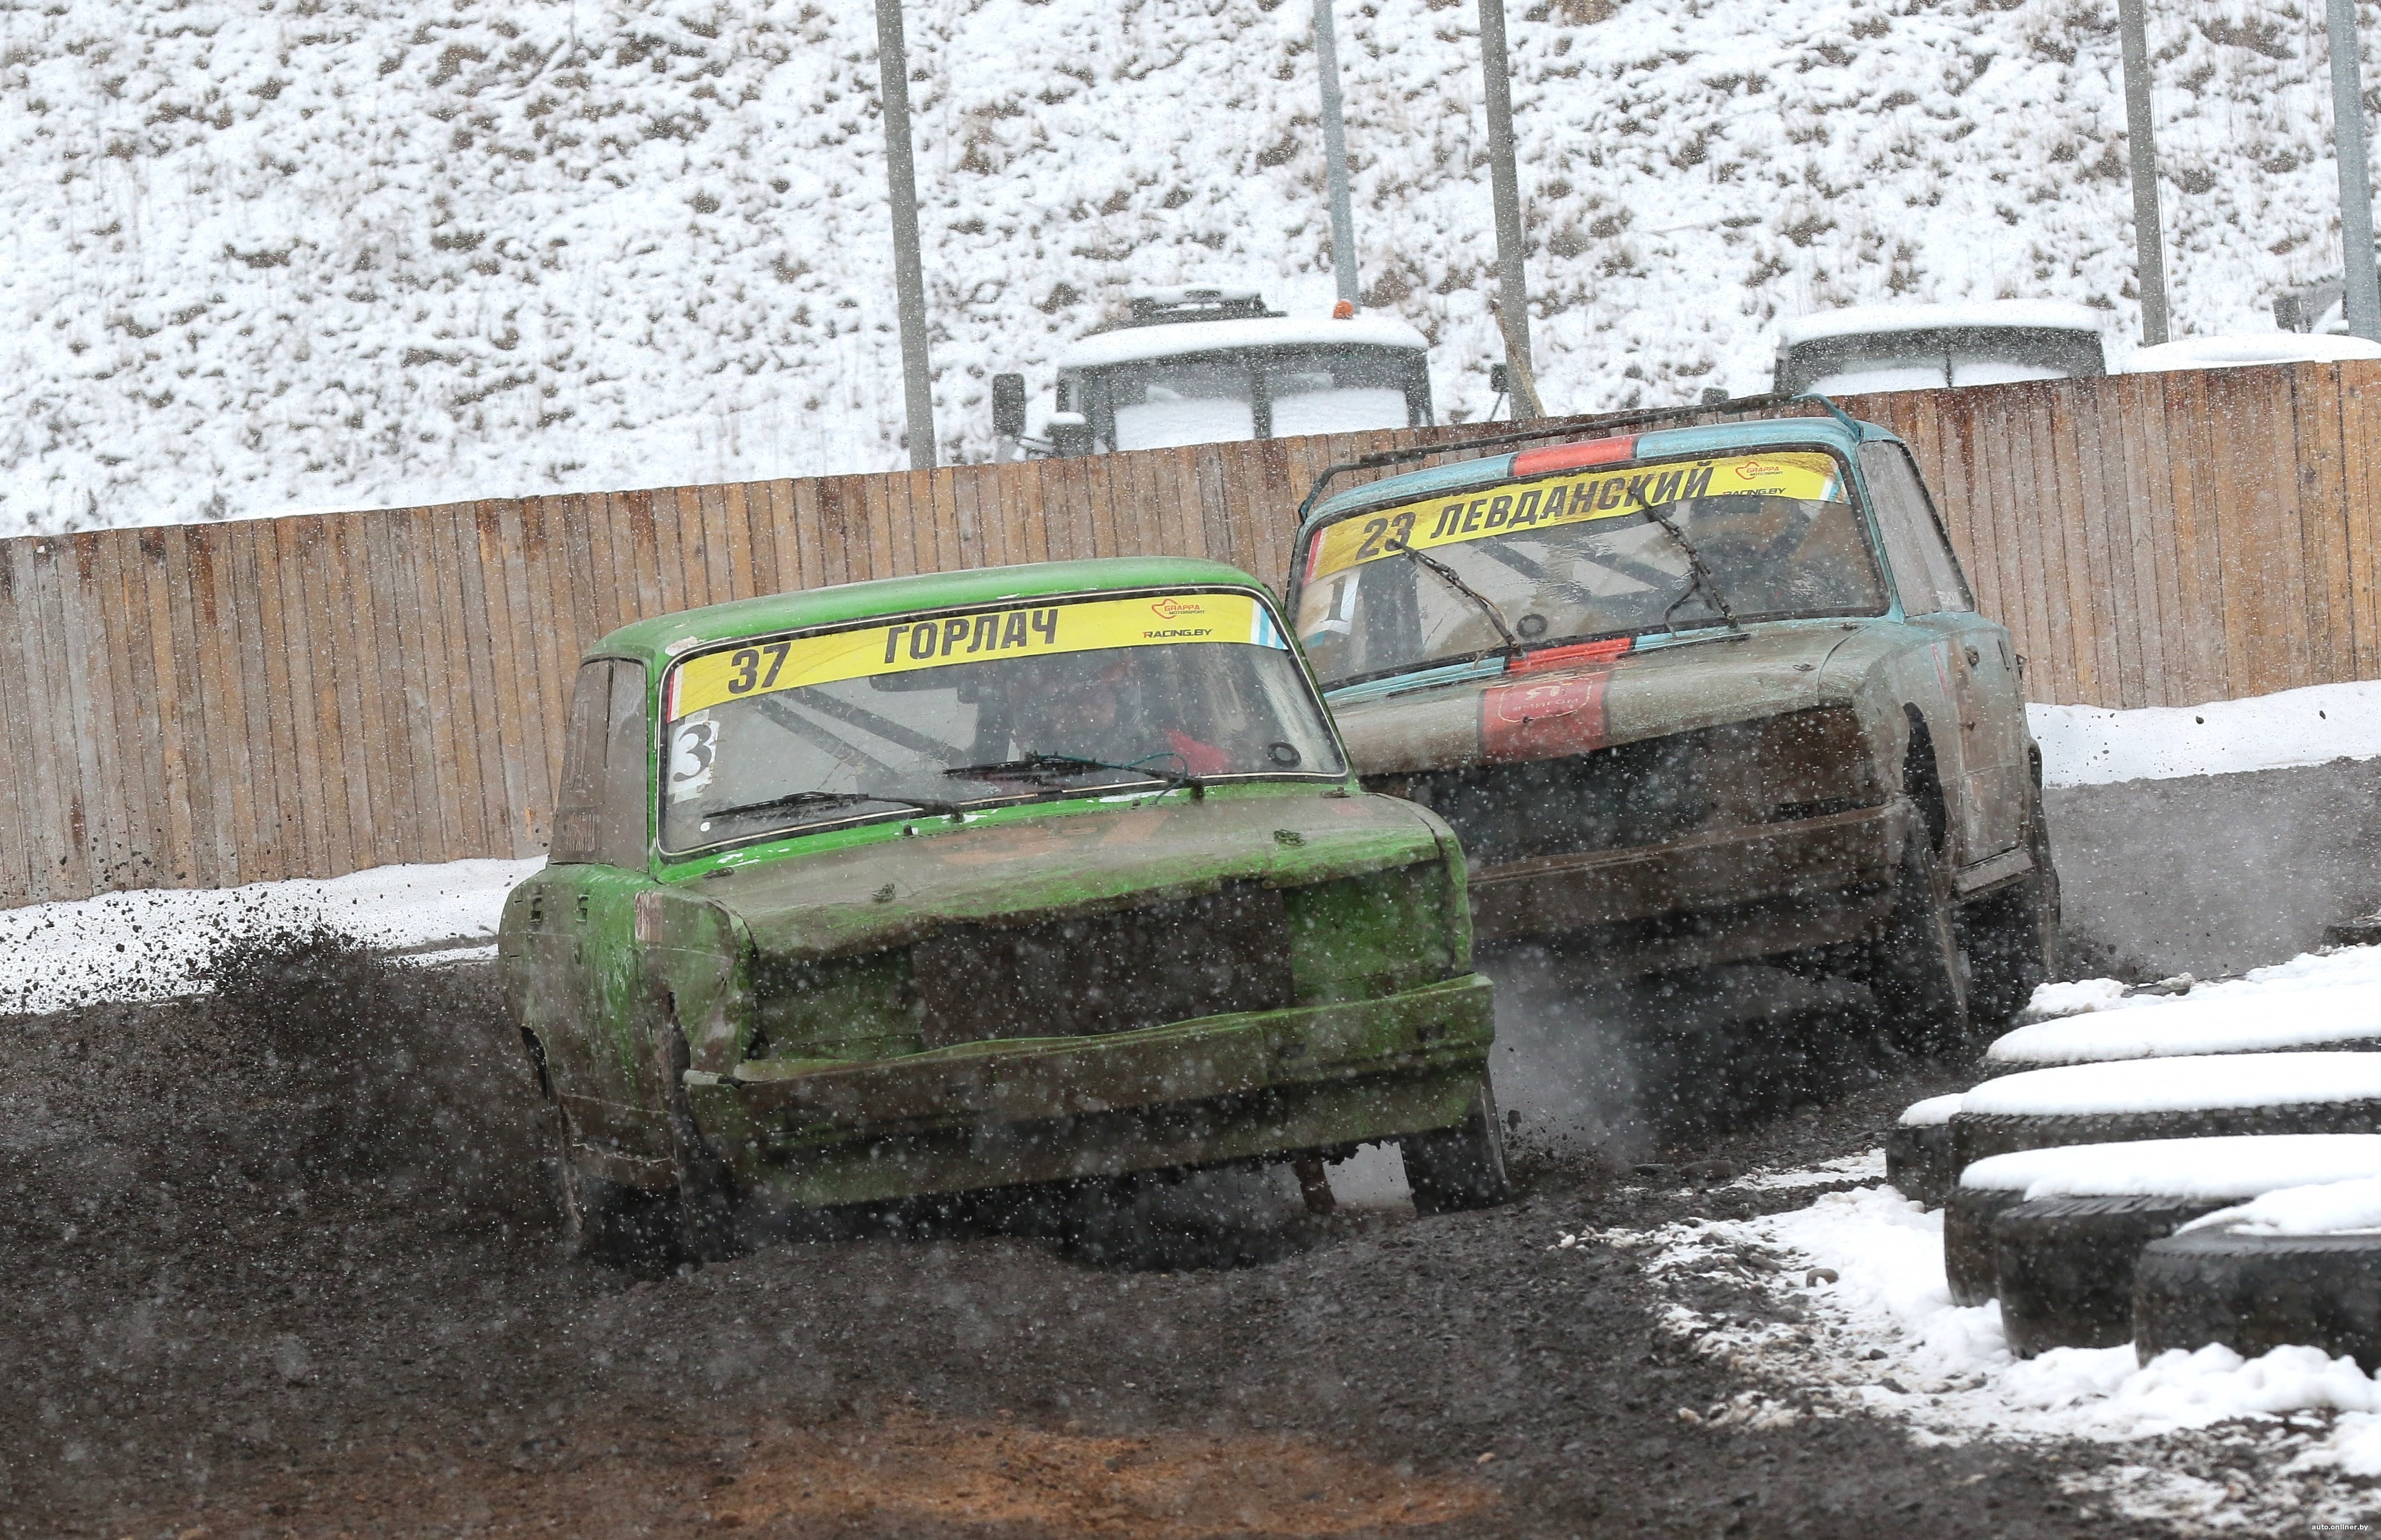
[1,360,2376,906]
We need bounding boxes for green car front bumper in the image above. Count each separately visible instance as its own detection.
[682,972,1496,1208]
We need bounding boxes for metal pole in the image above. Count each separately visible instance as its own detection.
[1314,0,1359,308]
[2116,0,2170,346]
[874,0,936,470]
[2331,0,2381,339]
[1477,0,1543,419]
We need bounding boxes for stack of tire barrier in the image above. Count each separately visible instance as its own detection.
[1892,978,2381,1364]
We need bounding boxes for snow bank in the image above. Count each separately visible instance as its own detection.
[1897,1093,1962,1128]
[1988,981,2381,1067]
[1775,299,2107,346]
[2182,1175,2381,1238]
[2028,681,2381,787]
[2123,333,2381,373]
[1,0,2368,532]
[1958,1135,2381,1201]
[1588,1172,2381,1521]
[1958,1053,2381,1119]
[0,858,540,1014]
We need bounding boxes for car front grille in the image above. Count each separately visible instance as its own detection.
[909,883,1294,1049]
[1370,707,1882,869]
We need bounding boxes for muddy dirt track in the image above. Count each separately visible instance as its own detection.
[1,949,2180,1540]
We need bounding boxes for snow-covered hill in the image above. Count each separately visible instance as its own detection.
[0,0,2367,532]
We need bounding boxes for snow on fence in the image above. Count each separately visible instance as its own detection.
[0,360,2377,907]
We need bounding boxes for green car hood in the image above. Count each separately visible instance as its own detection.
[687,793,1453,961]
[1332,623,1865,774]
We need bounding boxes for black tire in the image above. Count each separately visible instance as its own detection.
[551,1106,679,1267]
[1860,825,1970,1055]
[1950,1098,2381,1178]
[1992,1194,2226,1355]
[1401,1078,1512,1215]
[1885,1119,1956,1208]
[1944,1185,2027,1306]
[2135,1227,2381,1371]
[1962,799,2059,1028]
[658,1023,747,1264]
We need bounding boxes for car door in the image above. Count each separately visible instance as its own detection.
[519,657,661,1145]
[1859,441,2027,862]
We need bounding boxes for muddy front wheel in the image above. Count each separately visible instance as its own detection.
[551,1108,677,1267]
[1863,829,1971,1054]
[1964,802,2061,1028]
[1401,1078,1513,1215]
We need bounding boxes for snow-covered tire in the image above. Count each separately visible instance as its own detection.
[1961,800,2059,1028]
[1991,1194,2226,1355]
[1860,827,1970,1054]
[1401,1078,1512,1215]
[1951,1098,2381,1177]
[1886,1120,1957,1208]
[2134,1227,2381,1371]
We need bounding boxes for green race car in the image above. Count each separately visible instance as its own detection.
[499,557,1503,1262]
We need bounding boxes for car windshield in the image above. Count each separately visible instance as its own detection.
[1293,450,1889,690]
[1083,345,1419,451]
[1780,325,2104,394]
[658,590,1344,853]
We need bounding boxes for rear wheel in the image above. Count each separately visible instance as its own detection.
[1401,1078,1513,1215]
[1862,824,1970,1054]
[1964,798,2061,1028]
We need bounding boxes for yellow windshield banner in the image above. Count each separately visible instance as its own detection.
[1306,451,1843,583]
[666,591,1287,721]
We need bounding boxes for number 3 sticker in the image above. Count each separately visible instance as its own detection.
[669,716,718,800]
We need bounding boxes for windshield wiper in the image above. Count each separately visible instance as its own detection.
[703,788,968,823]
[946,752,1205,797]
[1624,489,1746,639]
[1384,538,1524,662]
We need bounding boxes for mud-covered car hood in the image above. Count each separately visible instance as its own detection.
[1330,623,1868,774]
[681,793,1451,961]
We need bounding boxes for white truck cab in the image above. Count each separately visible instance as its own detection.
[993,287,1434,459]
[1772,300,2110,396]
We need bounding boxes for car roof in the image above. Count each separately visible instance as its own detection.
[1299,412,1895,534]
[586,556,1268,665]
[1774,299,2108,348]
[1058,313,1429,371]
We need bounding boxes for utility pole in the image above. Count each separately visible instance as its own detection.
[2331,0,2381,340]
[2116,0,2170,346]
[1314,0,1359,309]
[1477,0,1543,419]
[874,0,936,469]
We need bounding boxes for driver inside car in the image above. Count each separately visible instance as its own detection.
[1004,650,1230,777]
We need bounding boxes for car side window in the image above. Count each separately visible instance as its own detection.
[549,661,613,864]
[600,660,650,867]
[1859,442,1973,615]
[549,659,650,867]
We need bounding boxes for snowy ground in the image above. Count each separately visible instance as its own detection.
[2,0,2372,532]
[0,857,538,1014]
[1582,945,2381,1531]
[2030,681,2381,788]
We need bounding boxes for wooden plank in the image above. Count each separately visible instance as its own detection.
[856,472,894,582]
[2207,368,2307,697]
[2293,363,2354,685]
[2088,375,2153,709]
[2344,363,2381,680]
[0,547,39,902]
[2161,369,2232,703]
[473,502,537,859]
[795,477,834,590]
[356,508,429,869]
[183,526,256,886]
[49,536,116,893]
[2046,380,2113,706]
[134,528,202,885]
[421,503,489,860]
[395,507,469,866]
[443,502,514,859]
[760,479,801,594]
[512,497,570,842]
[67,533,140,890]
[670,485,709,612]
[621,489,665,625]
[13,540,75,898]
[718,482,757,603]
[217,521,288,882]
[1014,460,1051,566]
